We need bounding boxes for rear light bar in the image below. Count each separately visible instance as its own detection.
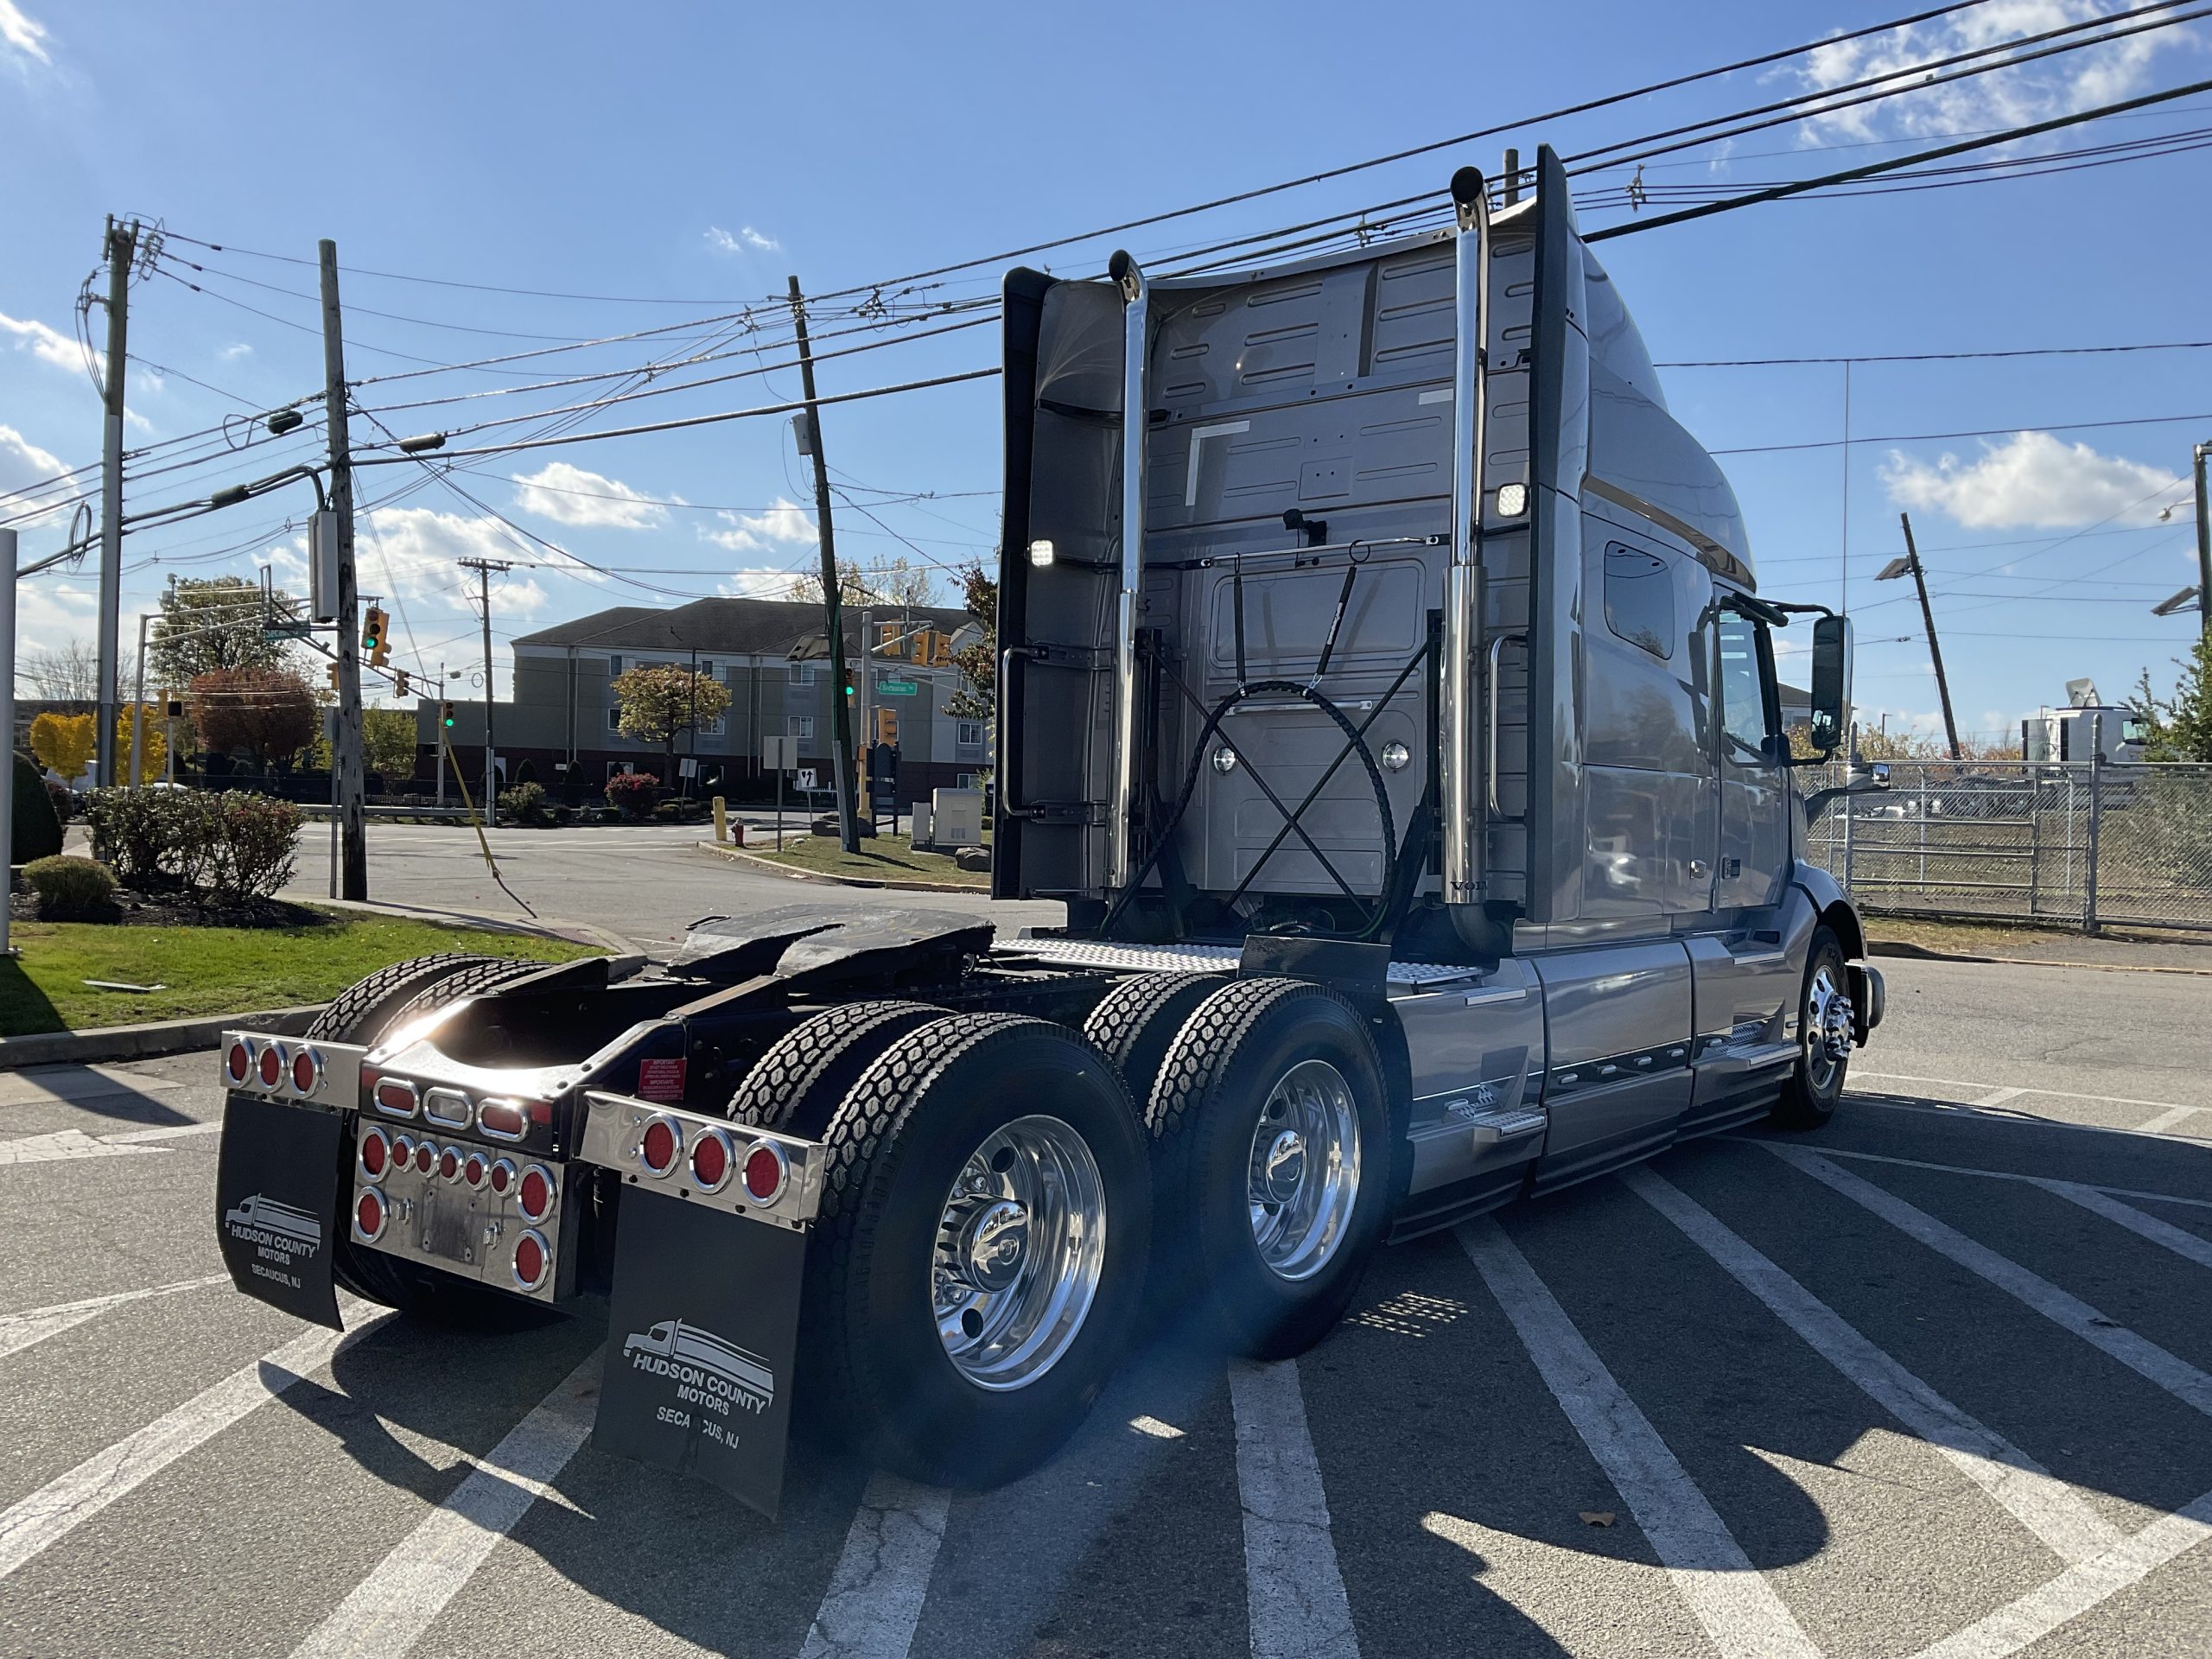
[576,1093,820,1229]
[219,1031,362,1113]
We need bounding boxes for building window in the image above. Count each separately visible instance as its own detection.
[698,659,714,677]
[788,715,816,740]
[788,664,817,686]
[956,720,985,747]
[1603,544,1675,661]
[607,654,621,676]
[957,772,979,790]
[607,706,622,731]
[697,716,727,738]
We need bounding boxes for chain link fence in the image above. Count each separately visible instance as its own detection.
[1802,760,2212,932]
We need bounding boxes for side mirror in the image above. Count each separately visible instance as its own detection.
[1808,614,1853,757]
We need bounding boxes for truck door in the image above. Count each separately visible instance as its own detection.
[1714,607,1787,912]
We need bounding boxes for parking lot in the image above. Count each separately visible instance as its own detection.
[2,952,2208,1659]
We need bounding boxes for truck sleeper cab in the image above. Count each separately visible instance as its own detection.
[212,149,1882,1517]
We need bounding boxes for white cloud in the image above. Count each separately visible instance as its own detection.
[0,309,93,376]
[0,0,50,66]
[219,342,252,360]
[720,569,806,599]
[511,461,674,530]
[704,224,781,256]
[0,422,73,525]
[1878,430,2183,529]
[1794,2,2178,146]
[338,506,552,614]
[701,498,816,554]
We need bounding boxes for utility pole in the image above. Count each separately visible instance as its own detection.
[320,240,370,899]
[788,275,859,854]
[459,558,511,817]
[94,217,138,789]
[1896,512,1961,760]
[2195,442,2210,644]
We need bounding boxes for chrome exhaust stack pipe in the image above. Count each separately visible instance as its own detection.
[1440,168,1491,906]
[1107,250,1147,891]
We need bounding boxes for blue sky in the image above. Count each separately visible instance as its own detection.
[3,0,2207,743]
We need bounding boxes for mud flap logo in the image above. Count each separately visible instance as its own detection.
[214,1094,344,1330]
[597,1189,805,1518]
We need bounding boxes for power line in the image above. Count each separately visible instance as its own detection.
[1661,340,2212,367]
[1712,410,2212,456]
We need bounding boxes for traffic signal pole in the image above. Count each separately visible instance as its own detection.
[788,276,860,854]
[1897,512,1962,760]
[94,218,137,789]
[319,238,369,899]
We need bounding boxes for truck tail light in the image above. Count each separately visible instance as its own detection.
[477,1098,527,1141]
[438,1147,461,1184]
[463,1152,487,1190]
[391,1134,415,1173]
[690,1128,733,1193]
[518,1164,556,1224]
[742,1141,789,1207]
[226,1041,251,1085]
[512,1229,550,1291]
[375,1079,419,1118]
[639,1116,681,1179]
[414,1140,438,1176]
[289,1047,322,1096]
[355,1187,388,1243]
[257,1045,284,1089]
[359,1127,391,1179]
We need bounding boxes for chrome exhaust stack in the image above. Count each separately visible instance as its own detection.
[1440,168,1491,906]
[1107,249,1147,890]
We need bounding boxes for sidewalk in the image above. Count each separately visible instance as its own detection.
[1870,917,2212,975]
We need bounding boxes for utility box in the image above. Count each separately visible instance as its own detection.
[309,510,340,622]
[931,788,983,849]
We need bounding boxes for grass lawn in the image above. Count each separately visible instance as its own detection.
[744,831,988,888]
[0,909,594,1037]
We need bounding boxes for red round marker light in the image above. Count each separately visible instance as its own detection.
[639,1117,680,1178]
[390,1134,415,1173]
[360,1128,390,1179]
[488,1158,515,1197]
[690,1129,731,1192]
[414,1141,437,1175]
[258,1046,284,1089]
[226,1041,251,1084]
[742,1142,788,1205]
[518,1165,555,1223]
[463,1153,486,1189]
[355,1188,387,1243]
[438,1147,461,1182]
[290,1048,321,1096]
[512,1230,549,1291]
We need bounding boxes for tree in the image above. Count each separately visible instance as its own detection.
[29,711,97,781]
[2130,634,2212,762]
[361,708,420,780]
[189,667,319,769]
[149,576,299,687]
[943,559,995,725]
[611,664,732,781]
[21,639,100,709]
[788,554,938,608]
[116,707,167,784]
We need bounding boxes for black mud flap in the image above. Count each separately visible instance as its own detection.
[595,1188,807,1519]
[215,1093,345,1330]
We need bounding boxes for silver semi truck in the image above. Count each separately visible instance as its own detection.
[212,149,1883,1516]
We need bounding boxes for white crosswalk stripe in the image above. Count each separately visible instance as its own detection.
[1623,1166,2121,1565]
[798,1473,951,1659]
[2036,1181,2212,1271]
[0,1300,382,1580]
[1457,1218,1820,1659]
[288,1351,602,1659]
[1766,1146,2212,1419]
[0,1275,231,1363]
[1227,1357,1359,1659]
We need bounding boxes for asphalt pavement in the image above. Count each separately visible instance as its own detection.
[3,950,2210,1657]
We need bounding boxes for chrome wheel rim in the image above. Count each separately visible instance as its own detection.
[1247,1058,1361,1282]
[1806,964,1854,1092]
[932,1115,1106,1392]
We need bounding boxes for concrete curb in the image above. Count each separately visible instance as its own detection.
[691,840,987,894]
[0,903,646,1071]
[1869,938,2212,977]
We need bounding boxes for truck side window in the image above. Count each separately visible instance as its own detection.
[1717,612,1773,761]
[1604,545,1674,660]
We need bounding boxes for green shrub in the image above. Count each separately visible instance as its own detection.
[24,855,118,918]
[12,753,62,863]
[81,787,213,887]
[44,778,74,823]
[203,792,303,899]
[605,771,658,821]
[497,780,549,825]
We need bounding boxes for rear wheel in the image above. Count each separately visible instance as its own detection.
[725,1000,942,1138]
[1772,926,1852,1129]
[1146,978,1391,1359]
[1082,972,1228,1116]
[803,1014,1149,1486]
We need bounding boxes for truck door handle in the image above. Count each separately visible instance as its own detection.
[1689,859,1711,879]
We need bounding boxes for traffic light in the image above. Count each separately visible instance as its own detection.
[393,669,410,698]
[327,662,340,690]
[361,606,387,653]
[874,706,899,745]
[163,691,183,719]
[875,622,903,658]
[441,701,456,729]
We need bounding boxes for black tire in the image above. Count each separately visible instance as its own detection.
[378,954,559,1032]
[725,1001,943,1137]
[1082,972,1229,1116]
[305,954,497,1045]
[804,1014,1150,1487]
[1147,977,1392,1360]
[1771,925,1851,1129]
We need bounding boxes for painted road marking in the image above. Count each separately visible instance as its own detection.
[0,1300,381,1580]
[1768,1147,2212,1419]
[2136,1104,2209,1135]
[1623,1166,2120,1566]
[0,1071,190,1110]
[2037,1182,2212,1272]
[288,1352,601,1659]
[1975,1087,2026,1108]
[798,1473,951,1659]
[0,1276,230,1364]
[1227,1357,1360,1659]
[1841,1094,2209,1144]
[1851,1071,2192,1113]
[1457,1219,1818,1659]
[0,1128,168,1166]
[1723,1139,2212,1215]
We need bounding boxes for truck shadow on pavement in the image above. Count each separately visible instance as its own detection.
[284,1096,2212,1658]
